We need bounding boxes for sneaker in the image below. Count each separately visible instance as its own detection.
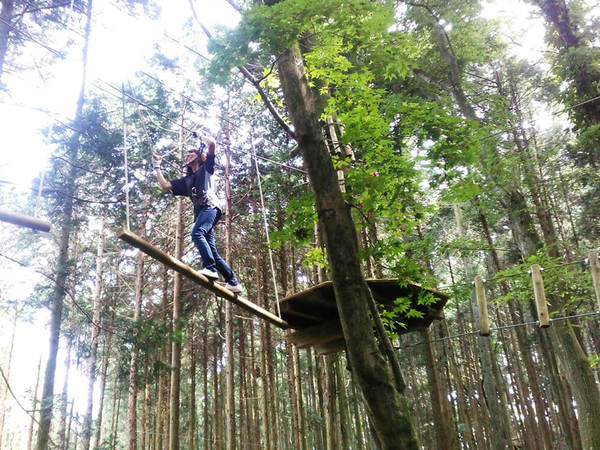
[224,282,242,294]
[200,268,219,280]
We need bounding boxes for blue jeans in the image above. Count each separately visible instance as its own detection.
[191,206,238,285]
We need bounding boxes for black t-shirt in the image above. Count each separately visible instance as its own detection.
[170,154,218,218]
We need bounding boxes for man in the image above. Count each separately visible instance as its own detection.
[153,135,242,293]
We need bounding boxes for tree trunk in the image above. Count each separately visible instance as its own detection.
[36,0,93,446]
[453,205,512,449]
[324,355,338,450]
[82,212,105,450]
[94,329,112,449]
[419,328,459,450]
[189,323,197,450]
[276,41,418,450]
[0,0,14,82]
[335,355,351,450]
[27,358,42,450]
[202,315,210,450]
[223,119,236,450]
[127,221,146,450]
[0,305,17,449]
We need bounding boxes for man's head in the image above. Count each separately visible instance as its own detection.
[185,148,206,166]
[184,145,207,175]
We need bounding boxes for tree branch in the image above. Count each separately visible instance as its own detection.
[188,0,297,140]
[224,0,242,13]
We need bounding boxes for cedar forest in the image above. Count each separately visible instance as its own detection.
[0,0,599,449]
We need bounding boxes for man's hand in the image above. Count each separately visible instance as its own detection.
[151,153,163,169]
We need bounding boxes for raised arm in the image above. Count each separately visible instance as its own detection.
[152,154,172,190]
[202,135,216,156]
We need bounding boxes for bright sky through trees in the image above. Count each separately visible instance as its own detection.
[0,0,240,191]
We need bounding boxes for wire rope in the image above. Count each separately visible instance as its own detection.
[251,137,282,318]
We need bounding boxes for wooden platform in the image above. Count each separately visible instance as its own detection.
[280,279,449,354]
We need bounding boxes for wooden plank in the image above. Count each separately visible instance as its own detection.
[474,275,490,336]
[531,264,550,328]
[116,228,289,329]
[287,319,343,348]
[0,208,51,232]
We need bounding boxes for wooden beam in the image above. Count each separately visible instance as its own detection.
[116,228,289,329]
[287,319,343,348]
[531,264,550,328]
[280,307,324,324]
[314,337,346,355]
[0,208,51,232]
[474,275,490,336]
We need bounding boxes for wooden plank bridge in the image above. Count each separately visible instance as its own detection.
[117,228,449,354]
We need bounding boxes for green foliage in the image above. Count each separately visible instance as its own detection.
[303,247,328,273]
[381,290,437,339]
[270,191,317,247]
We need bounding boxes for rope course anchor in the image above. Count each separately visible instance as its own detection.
[0,208,51,232]
[116,227,289,329]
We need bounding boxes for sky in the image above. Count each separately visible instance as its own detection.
[0,0,575,443]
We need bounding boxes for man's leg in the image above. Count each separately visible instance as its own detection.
[190,206,219,272]
[205,228,240,286]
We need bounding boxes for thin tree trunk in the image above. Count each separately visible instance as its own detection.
[189,322,197,450]
[65,401,74,450]
[223,119,236,450]
[335,354,351,450]
[202,315,210,450]
[419,328,459,450]
[169,98,188,450]
[286,339,301,450]
[250,318,260,450]
[27,357,42,450]
[127,221,146,450]
[82,213,105,450]
[0,305,17,449]
[94,330,112,450]
[324,355,338,450]
[36,1,93,446]
[313,352,326,449]
[453,205,512,449]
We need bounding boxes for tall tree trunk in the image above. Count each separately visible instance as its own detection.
[27,358,42,450]
[94,329,112,449]
[276,41,418,450]
[335,355,351,450]
[419,328,459,450]
[189,322,197,450]
[453,204,512,449]
[202,315,210,450]
[169,105,187,450]
[36,1,93,447]
[263,267,279,450]
[223,116,236,450]
[127,220,146,450]
[82,212,105,450]
[0,305,17,449]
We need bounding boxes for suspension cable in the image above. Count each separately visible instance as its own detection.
[251,138,282,318]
